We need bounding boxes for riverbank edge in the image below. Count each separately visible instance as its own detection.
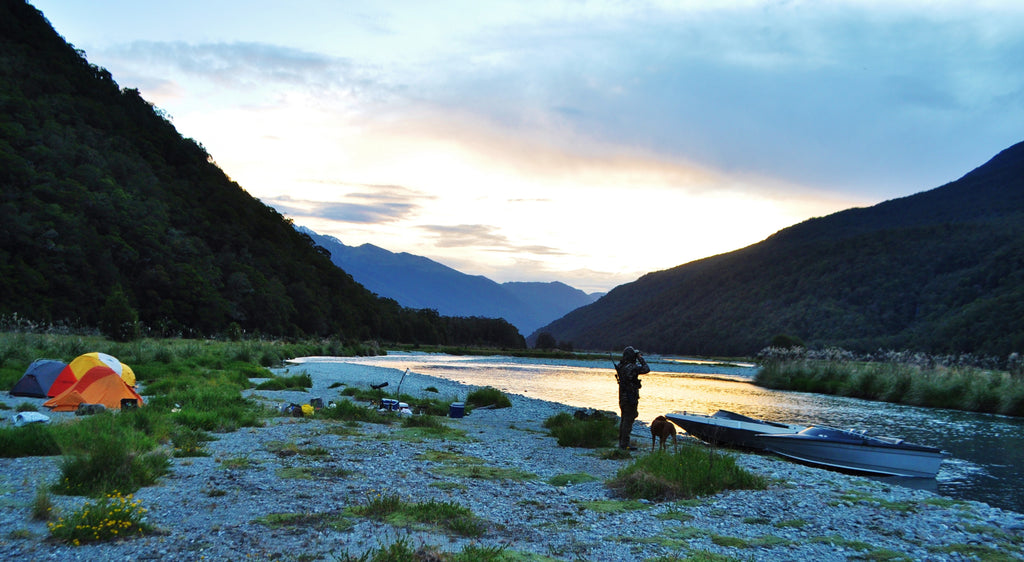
[2,359,1023,561]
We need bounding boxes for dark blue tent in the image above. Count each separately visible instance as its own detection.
[10,359,66,397]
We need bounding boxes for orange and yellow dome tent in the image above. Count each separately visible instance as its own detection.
[43,365,144,412]
[47,352,136,397]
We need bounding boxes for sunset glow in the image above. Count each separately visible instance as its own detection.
[30,0,1024,292]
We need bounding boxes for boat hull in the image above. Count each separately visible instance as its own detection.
[757,429,948,478]
[665,411,804,450]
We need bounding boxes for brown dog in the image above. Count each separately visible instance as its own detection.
[650,415,677,451]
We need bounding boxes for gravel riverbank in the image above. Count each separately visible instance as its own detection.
[2,361,1023,561]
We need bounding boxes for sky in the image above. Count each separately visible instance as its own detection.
[29,1,1024,293]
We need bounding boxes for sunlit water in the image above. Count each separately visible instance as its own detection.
[293,352,1024,513]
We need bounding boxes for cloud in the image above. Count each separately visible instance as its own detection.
[265,183,432,224]
[404,2,1024,196]
[418,224,565,256]
[104,40,394,109]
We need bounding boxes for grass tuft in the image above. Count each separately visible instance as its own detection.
[350,492,487,538]
[607,446,766,501]
[466,386,512,409]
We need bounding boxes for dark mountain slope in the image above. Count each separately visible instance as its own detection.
[537,141,1024,357]
[0,0,523,347]
[299,228,598,334]
[501,281,599,332]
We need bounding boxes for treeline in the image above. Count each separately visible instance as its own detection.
[0,0,523,350]
[538,139,1024,358]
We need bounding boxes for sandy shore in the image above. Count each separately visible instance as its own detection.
[2,361,1023,561]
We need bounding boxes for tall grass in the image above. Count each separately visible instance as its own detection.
[757,348,1024,417]
[607,446,767,501]
[0,423,61,457]
[0,332,356,497]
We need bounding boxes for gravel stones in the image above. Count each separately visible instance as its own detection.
[2,363,1023,561]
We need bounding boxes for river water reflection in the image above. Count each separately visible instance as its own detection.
[302,353,1024,514]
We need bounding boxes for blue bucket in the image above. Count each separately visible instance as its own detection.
[448,402,465,418]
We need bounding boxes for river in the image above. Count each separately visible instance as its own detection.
[296,352,1024,514]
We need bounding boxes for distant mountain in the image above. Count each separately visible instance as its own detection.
[535,140,1024,358]
[299,228,599,335]
[0,0,524,348]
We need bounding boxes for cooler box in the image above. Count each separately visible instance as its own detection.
[449,402,465,418]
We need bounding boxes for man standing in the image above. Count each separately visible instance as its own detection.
[615,346,650,450]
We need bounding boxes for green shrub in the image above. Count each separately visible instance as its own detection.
[0,365,22,391]
[608,446,767,501]
[117,405,176,445]
[0,423,61,457]
[48,492,151,544]
[466,386,511,409]
[254,378,287,390]
[317,399,390,423]
[254,372,312,390]
[99,286,140,342]
[544,411,618,448]
[170,425,214,457]
[53,414,170,497]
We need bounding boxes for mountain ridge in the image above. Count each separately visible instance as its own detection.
[299,227,599,334]
[534,140,1024,357]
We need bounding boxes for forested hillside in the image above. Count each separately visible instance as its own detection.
[0,0,524,348]
[536,140,1024,358]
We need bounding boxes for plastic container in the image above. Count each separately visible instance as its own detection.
[449,402,465,418]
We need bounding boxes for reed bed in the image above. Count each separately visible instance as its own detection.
[756,347,1024,417]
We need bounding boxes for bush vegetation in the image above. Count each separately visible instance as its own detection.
[52,413,171,497]
[0,422,61,457]
[756,346,1024,417]
[254,372,312,390]
[608,446,767,501]
[543,411,619,448]
[47,491,151,544]
[466,386,512,409]
[0,333,343,499]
